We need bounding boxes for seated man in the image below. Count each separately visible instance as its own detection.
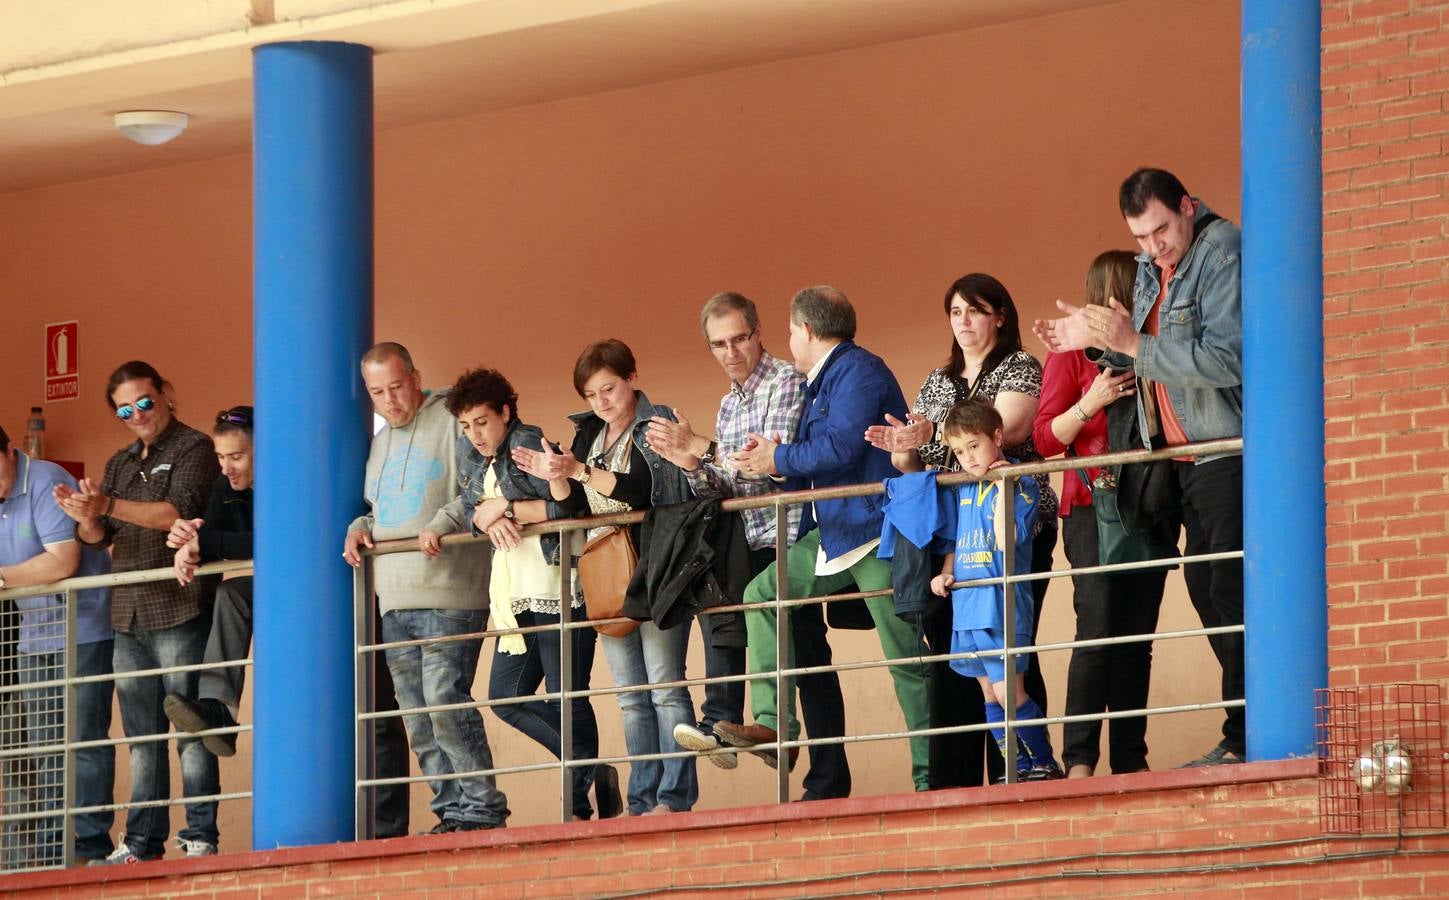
[719,286,932,792]
[162,407,255,758]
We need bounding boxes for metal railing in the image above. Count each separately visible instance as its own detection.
[0,559,252,871]
[353,437,1245,828]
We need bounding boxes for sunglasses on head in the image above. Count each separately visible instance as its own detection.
[216,408,253,427]
[115,396,156,421]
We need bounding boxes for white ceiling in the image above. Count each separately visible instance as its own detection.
[0,0,1122,193]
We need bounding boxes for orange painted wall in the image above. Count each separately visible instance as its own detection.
[0,0,1240,856]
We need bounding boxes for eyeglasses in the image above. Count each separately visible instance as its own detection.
[216,407,253,427]
[115,396,156,421]
[707,330,757,353]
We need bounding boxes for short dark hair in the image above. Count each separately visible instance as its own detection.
[942,273,1023,388]
[699,292,760,336]
[446,368,519,420]
[573,339,637,397]
[105,360,167,411]
[1084,250,1140,314]
[1119,167,1189,218]
[214,406,254,440]
[361,342,414,374]
[790,285,856,341]
[942,398,1003,441]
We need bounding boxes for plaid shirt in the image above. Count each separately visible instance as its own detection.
[93,418,219,632]
[685,351,805,551]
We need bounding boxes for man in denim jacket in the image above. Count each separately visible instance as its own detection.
[716,286,932,792]
[1035,168,1245,768]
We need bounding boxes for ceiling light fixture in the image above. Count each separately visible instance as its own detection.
[114,110,189,146]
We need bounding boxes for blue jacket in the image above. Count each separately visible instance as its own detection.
[773,341,908,560]
[1100,201,1242,463]
[567,389,693,510]
[453,419,569,565]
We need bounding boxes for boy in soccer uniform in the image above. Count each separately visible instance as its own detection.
[930,399,1062,782]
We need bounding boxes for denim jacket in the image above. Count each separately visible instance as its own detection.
[1100,201,1242,463]
[437,419,567,565]
[567,390,693,509]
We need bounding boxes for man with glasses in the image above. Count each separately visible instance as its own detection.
[160,407,254,759]
[647,292,853,801]
[0,424,116,866]
[54,360,221,863]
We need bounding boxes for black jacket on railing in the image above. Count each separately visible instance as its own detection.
[622,497,748,649]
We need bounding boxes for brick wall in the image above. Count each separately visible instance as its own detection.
[6,763,1449,898]
[1321,0,1449,688]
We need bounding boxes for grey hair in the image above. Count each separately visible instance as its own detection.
[789,285,856,341]
[360,341,415,374]
[699,292,761,337]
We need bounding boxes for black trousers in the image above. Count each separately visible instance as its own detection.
[372,604,411,838]
[897,525,1056,788]
[1060,509,1167,772]
[748,547,851,800]
[1174,456,1245,755]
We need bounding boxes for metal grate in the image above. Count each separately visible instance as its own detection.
[1316,682,1447,834]
[0,592,68,871]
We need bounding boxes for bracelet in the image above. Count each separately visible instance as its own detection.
[1071,404,1090,423]
[104,495,116,517]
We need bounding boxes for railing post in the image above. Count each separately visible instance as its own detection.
[353,559,372,841]
[1000,473,1017,785]
[557,528,574,823]
[60,589,77,869]
[773,502,791,802]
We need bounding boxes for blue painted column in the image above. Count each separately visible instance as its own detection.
[1242,1,1325,760]
[252,41,373,847]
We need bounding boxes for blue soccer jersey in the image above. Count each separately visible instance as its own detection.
[949,476,1039,636]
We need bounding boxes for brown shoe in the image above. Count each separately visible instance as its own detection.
[714,722,799,771]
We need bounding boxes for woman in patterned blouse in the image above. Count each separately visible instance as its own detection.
[866,273,1059,788]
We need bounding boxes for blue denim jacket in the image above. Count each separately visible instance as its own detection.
[1102,201,1242,463]
[452,420,567,565]
[567,390,693,509]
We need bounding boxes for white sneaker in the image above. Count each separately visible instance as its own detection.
[673,722,738,770]
[176,837,218,858]
[90,844,145,866]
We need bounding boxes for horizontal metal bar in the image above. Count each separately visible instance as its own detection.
[0,658,252,697]
[0,560,252,602]
[0,791,253,824]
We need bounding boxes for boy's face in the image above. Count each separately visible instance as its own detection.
[945,426,1004,477]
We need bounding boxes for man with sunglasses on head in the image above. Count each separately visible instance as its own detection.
[54,360,222,863]
[645,292,853,801]
[160,407,254,760]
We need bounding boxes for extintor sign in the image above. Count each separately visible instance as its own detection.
[45,321,79,402]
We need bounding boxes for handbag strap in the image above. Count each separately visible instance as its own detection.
[1065,445,1093,493]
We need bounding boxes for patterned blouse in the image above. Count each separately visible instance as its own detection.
[911,350,1059,528]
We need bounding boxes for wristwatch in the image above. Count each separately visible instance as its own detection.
[503,500,516,520]
[578,464,593,485]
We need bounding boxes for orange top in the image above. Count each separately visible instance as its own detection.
[1143,265,1192,457]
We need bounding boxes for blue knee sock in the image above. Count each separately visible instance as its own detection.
[1014,698,1056,767]
[983,702,1022,769]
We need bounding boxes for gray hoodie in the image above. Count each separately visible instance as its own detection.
[349,391,490,613]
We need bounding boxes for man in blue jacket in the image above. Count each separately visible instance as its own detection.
[717,286,931,792]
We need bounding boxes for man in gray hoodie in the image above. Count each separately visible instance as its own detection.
[343,342,508,832]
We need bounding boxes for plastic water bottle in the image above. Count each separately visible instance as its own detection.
[23,406,44,459]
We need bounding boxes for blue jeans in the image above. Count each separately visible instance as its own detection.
[487,610,599,819]
[16,639,116,864]
[599,620,696,814]
[382,609,509,827]
[114,617,219,857]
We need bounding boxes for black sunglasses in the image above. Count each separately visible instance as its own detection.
[216,407,253,427]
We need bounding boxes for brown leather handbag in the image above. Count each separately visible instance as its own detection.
[577,526,641,637]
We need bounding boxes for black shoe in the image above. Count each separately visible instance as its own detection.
[1178,743,1246,768]
[162,694,238,757]
[420,819,460,835]
[594,764,623,819]
[1022,762,1065,782]
[453,820,504,832]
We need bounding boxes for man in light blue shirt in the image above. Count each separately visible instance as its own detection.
[0,425,115,866]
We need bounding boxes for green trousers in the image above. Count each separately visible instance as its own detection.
[744,528,931,790]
